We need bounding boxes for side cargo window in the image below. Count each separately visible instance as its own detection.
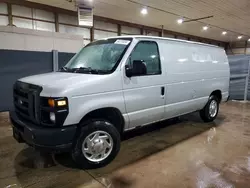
[129,41,161,75]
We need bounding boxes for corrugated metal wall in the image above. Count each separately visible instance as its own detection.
[228,55,250,100]
[0,50,53,111]
[58,52,75,70]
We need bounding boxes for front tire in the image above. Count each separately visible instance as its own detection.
[72,119,120,169]
[200,95,219,122]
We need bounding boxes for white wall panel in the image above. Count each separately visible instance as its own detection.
[94,30,117,40]
[54,38,83,53]
[121,26,140,35]
[34,21,55,32]
[246,48,250,54]
[231,48,245,54]
[0,16,8,26]
[13,17,33,29]
[58,14,78,25]
[94,20,117,32]
[0,26,84,53]
[0,32,26,50]
[12,5,32,18]
[33,9,55,21]
[0,3,7,14]
[59,24,90,38]
[24,35,54,51]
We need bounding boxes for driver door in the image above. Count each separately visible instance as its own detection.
[122,40,165,129]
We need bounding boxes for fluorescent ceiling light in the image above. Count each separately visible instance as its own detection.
[141,7,148,15]
[238,36,242,39]
[177,18,183,24]
[203,26,208,31]
[222,31,227,35]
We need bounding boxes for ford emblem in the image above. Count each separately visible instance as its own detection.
[19,99,23,105]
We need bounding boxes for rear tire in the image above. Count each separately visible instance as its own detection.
[200,95,219,122]
[71,119,120,169]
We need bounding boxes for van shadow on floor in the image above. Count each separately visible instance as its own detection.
[54,112,222,172]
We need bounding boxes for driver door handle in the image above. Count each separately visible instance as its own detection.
[161,87,165,96]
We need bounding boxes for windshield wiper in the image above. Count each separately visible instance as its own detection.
[60,66,70,72]
[74,67,108,74]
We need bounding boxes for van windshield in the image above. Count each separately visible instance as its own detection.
[61,38,132,74]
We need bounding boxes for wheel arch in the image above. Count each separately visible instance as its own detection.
[210,90,222,103]
[78,107,125,134]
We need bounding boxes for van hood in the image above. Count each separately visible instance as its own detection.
[19,72,116,97]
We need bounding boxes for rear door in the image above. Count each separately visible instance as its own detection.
[122,40,165,128]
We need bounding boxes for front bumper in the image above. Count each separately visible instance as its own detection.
[10,111,77,152]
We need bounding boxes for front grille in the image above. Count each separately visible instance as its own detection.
[13,81,42,124]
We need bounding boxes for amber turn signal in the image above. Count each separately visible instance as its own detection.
[48,99,55,107]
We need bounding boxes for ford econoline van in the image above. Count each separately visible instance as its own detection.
[10,36,230,168]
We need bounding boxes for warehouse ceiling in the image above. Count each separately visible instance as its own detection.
[27,0,250,42]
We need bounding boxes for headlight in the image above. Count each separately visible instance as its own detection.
[48,98,67,107]
[41,97,69,126]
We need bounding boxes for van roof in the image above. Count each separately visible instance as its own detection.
[106,35,220,48]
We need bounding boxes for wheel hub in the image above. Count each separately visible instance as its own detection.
[92,139,104,153]
[209,100,218,117]
[82,131,113,162]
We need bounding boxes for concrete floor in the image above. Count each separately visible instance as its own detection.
[1,101,250,188]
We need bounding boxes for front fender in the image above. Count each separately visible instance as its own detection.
[63,91,127,126]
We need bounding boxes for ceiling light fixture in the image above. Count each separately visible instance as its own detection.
[222,31,227,35]
[248,39,250,42]
[238,36,243,39]
[141,7,148,15]
[203,26,208,31]
[177,18,183,24]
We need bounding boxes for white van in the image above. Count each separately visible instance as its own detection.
[10,36,230,168]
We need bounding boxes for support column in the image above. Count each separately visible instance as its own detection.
[160,25,164,37]
[90,27,94,41]
[55,12,59,32]
[118,24,121,36]
[7,3,13,26]
[52,50,59,72]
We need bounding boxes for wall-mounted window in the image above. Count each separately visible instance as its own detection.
[59,14,78,25]
[12,5,55,32]
[94,20,117,32]
[93,20,118,40]
[0,3,8,26]
[144,30,160,37]
[59,24,90,39]
[164,34,175,38]
[177,36,187,40]
[13,17,33,29]
[33,9,54,22]
[94,30,117,40]
[58,13,90,41]
[121,25,140,35]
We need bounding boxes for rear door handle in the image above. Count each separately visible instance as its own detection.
[161,86,165,96]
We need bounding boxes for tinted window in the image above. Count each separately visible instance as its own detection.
[129,41,161,75]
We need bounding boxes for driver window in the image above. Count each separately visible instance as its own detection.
[129,41,161,75]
